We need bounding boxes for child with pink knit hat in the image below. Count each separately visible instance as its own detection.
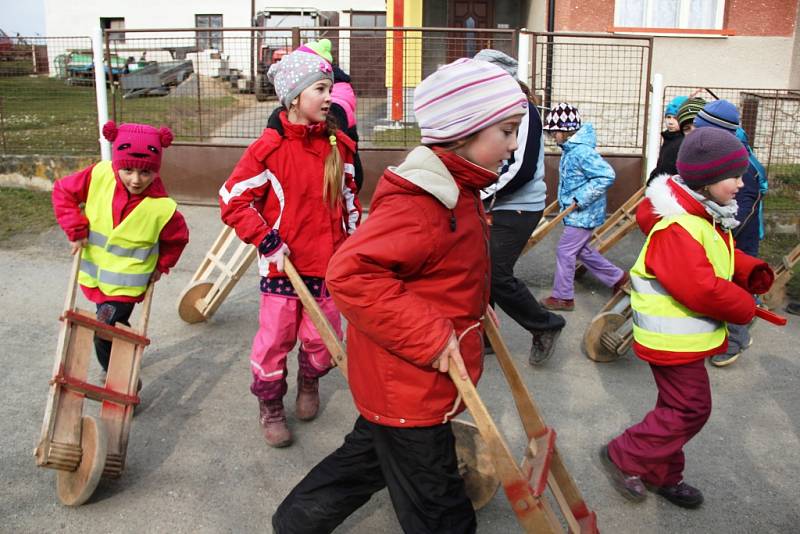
[52,122,189,380]
[272,57,528,534]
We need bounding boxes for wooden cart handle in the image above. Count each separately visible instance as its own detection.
[283,257,348,377]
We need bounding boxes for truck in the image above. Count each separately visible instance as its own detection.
[253,8,337,101]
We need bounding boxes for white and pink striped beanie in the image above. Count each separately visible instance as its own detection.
[414,58,527,145]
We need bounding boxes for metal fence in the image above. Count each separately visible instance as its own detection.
[0,35,98,155]
[664,86,800,212]
[525,32,653,155]
[103,27,516,148]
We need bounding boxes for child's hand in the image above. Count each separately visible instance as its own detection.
[150,271,162,283]
[264,242,290,272]
[69,238,88,255]
[431,331,469,380]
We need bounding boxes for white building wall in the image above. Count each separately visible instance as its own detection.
[653,36,796,89]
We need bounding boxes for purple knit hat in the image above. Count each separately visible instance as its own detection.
[414,58,527,145]
[676,127,749,188]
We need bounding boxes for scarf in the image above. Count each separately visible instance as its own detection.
[674,176,740,231]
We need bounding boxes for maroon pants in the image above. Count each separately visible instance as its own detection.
[607,358,712,487]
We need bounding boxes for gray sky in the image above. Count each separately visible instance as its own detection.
[1,0,46,36]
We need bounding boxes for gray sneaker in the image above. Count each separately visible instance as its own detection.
[529,328,562,366]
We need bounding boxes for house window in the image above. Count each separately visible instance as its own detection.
[100,17,125,42]
[196,14,223,51]
[614,0,725,30]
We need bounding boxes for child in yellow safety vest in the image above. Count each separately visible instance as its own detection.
[52,122,189,379]
[599,127,774,509]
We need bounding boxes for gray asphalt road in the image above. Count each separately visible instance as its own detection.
[2,205,798,533]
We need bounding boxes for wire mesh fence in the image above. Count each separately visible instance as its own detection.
[0,36,98,155]
[664,86,800,213]
[104,27,516,148]
[526,32,652,155]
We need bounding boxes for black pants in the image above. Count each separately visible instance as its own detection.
[94,301,135,372]
[490,210,565,333]
[272,416,476,534]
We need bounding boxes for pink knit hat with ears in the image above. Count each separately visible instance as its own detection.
[102,121,174,173]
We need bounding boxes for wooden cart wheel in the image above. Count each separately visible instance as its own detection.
[452,419,499,510]
[177,281,213,324]
[56,416,108,506]
[583,312,627,362]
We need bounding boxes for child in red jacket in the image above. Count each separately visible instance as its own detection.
[272,58,528,534]
[600,127,774,509]
[219,44,360,448]
[52,122,189,380]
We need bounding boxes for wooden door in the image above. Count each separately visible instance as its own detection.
[447,0,494,61]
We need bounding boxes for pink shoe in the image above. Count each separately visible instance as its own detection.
[259,399,292,448]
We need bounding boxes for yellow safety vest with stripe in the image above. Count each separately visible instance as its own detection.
[630,213,734,353]
[78,161,177,297]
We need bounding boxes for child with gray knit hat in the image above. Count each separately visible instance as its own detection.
[473,48,568,365]
[220,45,360,449]
[267,47,333,109]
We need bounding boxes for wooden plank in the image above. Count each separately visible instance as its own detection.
[36,254,82,465]
[50,323,94,452]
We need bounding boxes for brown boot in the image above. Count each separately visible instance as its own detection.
[295,372,320,421]
[259,399,292,448]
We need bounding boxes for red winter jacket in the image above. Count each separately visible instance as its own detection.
[219,112,360,278]
[326,146,497,428]
[633,174,774,366]
[52,163,189,304]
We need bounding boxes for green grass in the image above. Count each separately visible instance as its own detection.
[371,126,421,147]
[0,76,238,154]
[0,186,56,246]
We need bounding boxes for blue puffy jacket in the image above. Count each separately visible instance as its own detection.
[556,123,616,229]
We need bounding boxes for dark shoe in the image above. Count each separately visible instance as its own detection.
[598,446,646,502]
[529,328,562,365]
[295,372,320,421]
[786,302,800,316]
[259,399,292,448]
[541,296,575,312]
[710,350,740,367]
[613,272,631,294]
[648,481,704,509]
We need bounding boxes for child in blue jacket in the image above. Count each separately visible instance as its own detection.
[541,103,627,311]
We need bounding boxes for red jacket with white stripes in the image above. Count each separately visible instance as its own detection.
[219,112,360,278]
[633,174,774,365]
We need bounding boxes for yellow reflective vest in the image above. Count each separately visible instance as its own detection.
[630,213,734,353]
[78,161,176,297]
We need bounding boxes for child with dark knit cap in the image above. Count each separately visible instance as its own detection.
[219,45,361,448]
[600,127,774,509]
[676,96,706,135]
[693,99,770,367]
[272,57,528,534]
[52,122,189,378]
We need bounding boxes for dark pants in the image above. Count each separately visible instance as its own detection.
[490,210,565,332]
[272,416,477,534]
[607,359,712,487]
[94,301,135,372]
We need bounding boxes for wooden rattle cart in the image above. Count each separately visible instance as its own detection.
[35,255,153,506]
[282,257,598,532]
[177,224,257,323]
